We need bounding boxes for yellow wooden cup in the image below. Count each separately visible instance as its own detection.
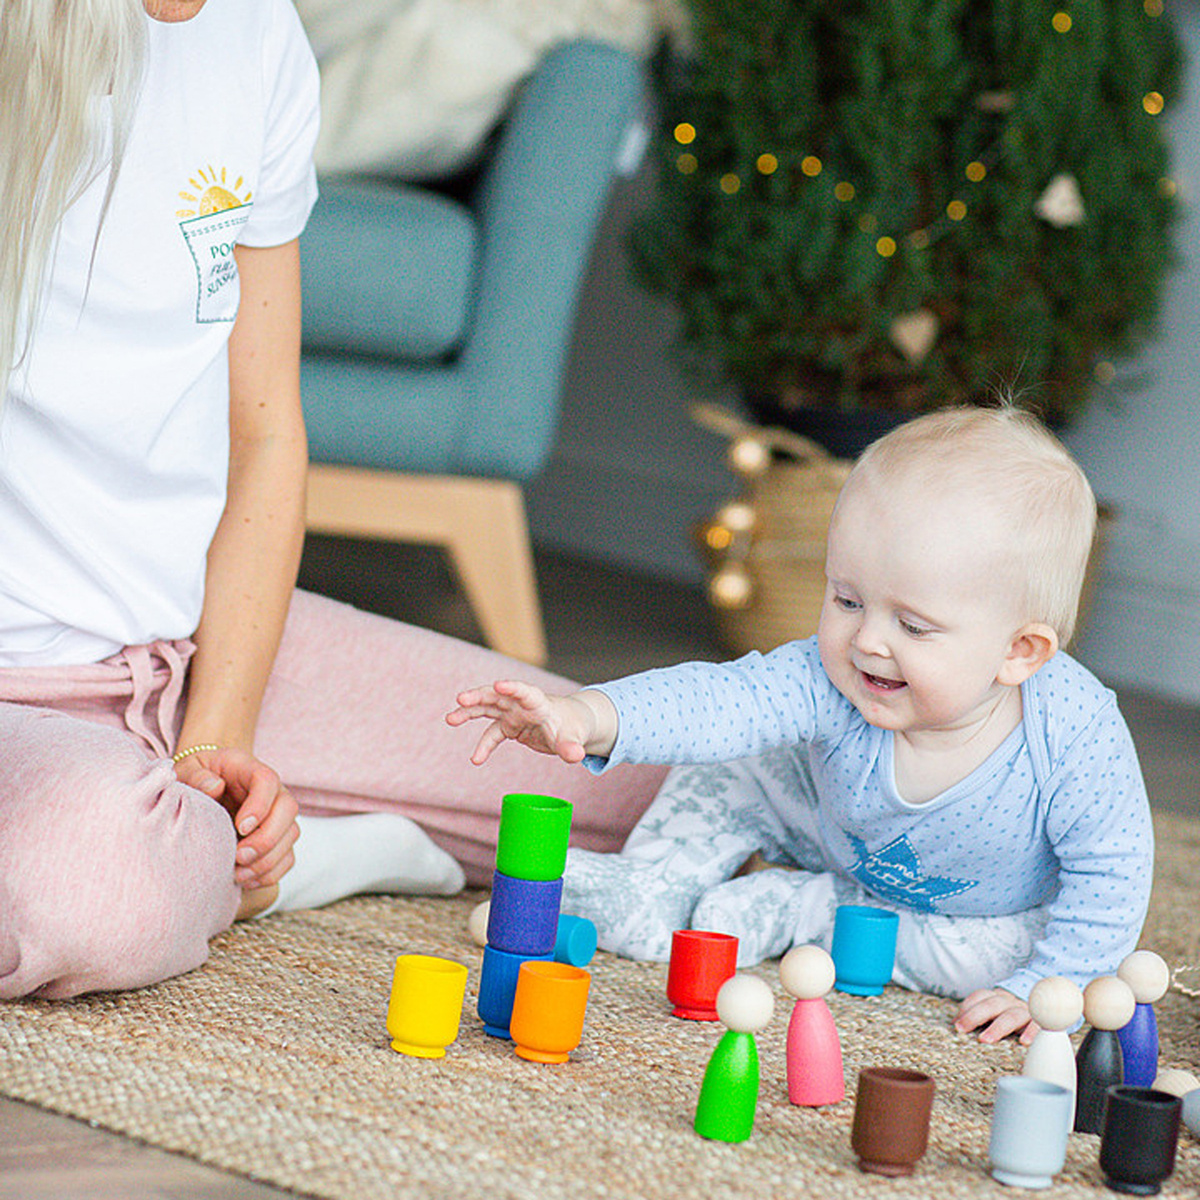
[386,954,469,1058]
[510,961,591,1064]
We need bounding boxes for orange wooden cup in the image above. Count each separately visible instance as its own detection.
[510,961,591,1064]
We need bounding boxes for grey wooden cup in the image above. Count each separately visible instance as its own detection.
[989,1075,1074,1189]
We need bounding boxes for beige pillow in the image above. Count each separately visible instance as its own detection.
[296,0,671,180]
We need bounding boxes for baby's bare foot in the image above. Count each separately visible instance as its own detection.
[235,884,279,920]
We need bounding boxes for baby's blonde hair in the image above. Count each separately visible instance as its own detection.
[850,405,1097,643]
[0,0,147,404]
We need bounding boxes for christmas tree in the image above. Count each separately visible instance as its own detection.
[630,0,1184,428]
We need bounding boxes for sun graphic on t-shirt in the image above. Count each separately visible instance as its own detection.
[176,166,252,218]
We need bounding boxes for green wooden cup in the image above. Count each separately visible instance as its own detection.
[496,793,573,882]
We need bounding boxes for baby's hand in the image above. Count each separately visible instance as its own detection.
[954,987,1041,1045]
[446,679,608,766]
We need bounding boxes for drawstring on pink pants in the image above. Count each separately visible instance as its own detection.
[116,640,193,759]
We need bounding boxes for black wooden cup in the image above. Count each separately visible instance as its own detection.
[1099,1086,1182,1195]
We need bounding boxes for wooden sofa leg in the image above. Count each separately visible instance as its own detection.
[306,465,548,665]
[443,481,548,667]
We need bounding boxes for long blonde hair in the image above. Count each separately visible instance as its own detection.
[0,0,147,401]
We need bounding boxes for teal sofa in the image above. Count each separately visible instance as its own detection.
[299,40,641,663]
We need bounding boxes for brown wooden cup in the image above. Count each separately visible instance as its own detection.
[851,1066,936,1177]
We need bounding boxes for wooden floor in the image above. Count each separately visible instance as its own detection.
[3,539,1198,1198]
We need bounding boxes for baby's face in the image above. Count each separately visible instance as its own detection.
[817,473,1028,737]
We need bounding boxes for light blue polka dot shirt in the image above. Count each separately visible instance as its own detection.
[588,637,1153,997]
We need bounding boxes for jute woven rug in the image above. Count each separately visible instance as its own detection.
[2,811,1199,1199]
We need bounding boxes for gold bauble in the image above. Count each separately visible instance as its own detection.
[701,520,734,552]
[709,563,754,610]
[715,500,757,535]
[728,435,771,477]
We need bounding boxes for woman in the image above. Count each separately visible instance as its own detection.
[0,0,664,998]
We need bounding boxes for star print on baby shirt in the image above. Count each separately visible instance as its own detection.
[845,832,977,913]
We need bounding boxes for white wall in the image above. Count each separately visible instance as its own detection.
[1063,5,1200,704]
[531,15,1200,705]
[526,163,736,586]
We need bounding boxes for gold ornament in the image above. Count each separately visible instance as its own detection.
[716,500,757,535]
[709,563,754,610]
[1035,173,1086,227]
[701,520,734,552]
[975,91,1015,114]
[728,435,771,477]
[889,309,940,365]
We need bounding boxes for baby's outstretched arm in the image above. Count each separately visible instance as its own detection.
[447,680,619,766]
[955,987,1040,1045]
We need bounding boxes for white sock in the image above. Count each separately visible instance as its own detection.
[260,814,465,916]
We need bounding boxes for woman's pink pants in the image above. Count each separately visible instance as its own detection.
[0,590,665,998]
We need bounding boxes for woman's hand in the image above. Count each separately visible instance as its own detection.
[173,747,299,888]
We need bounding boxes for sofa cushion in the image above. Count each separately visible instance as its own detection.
[300,177,478,360]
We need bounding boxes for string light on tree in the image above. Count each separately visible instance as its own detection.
[669,49,1164,241]
[662,0,1172,302]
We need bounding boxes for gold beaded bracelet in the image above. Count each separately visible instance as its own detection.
[171,743,220,764]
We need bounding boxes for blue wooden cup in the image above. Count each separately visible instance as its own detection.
[477,944,552,1039]
[486,870,563,956]
[554,914,598,967]
[831,904,899,996]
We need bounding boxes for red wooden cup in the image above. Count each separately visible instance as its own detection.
[666,929,739,1020]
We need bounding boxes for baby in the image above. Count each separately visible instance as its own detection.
[447,406,1153,1043]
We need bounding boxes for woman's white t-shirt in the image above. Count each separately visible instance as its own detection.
[0,0,319,667]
